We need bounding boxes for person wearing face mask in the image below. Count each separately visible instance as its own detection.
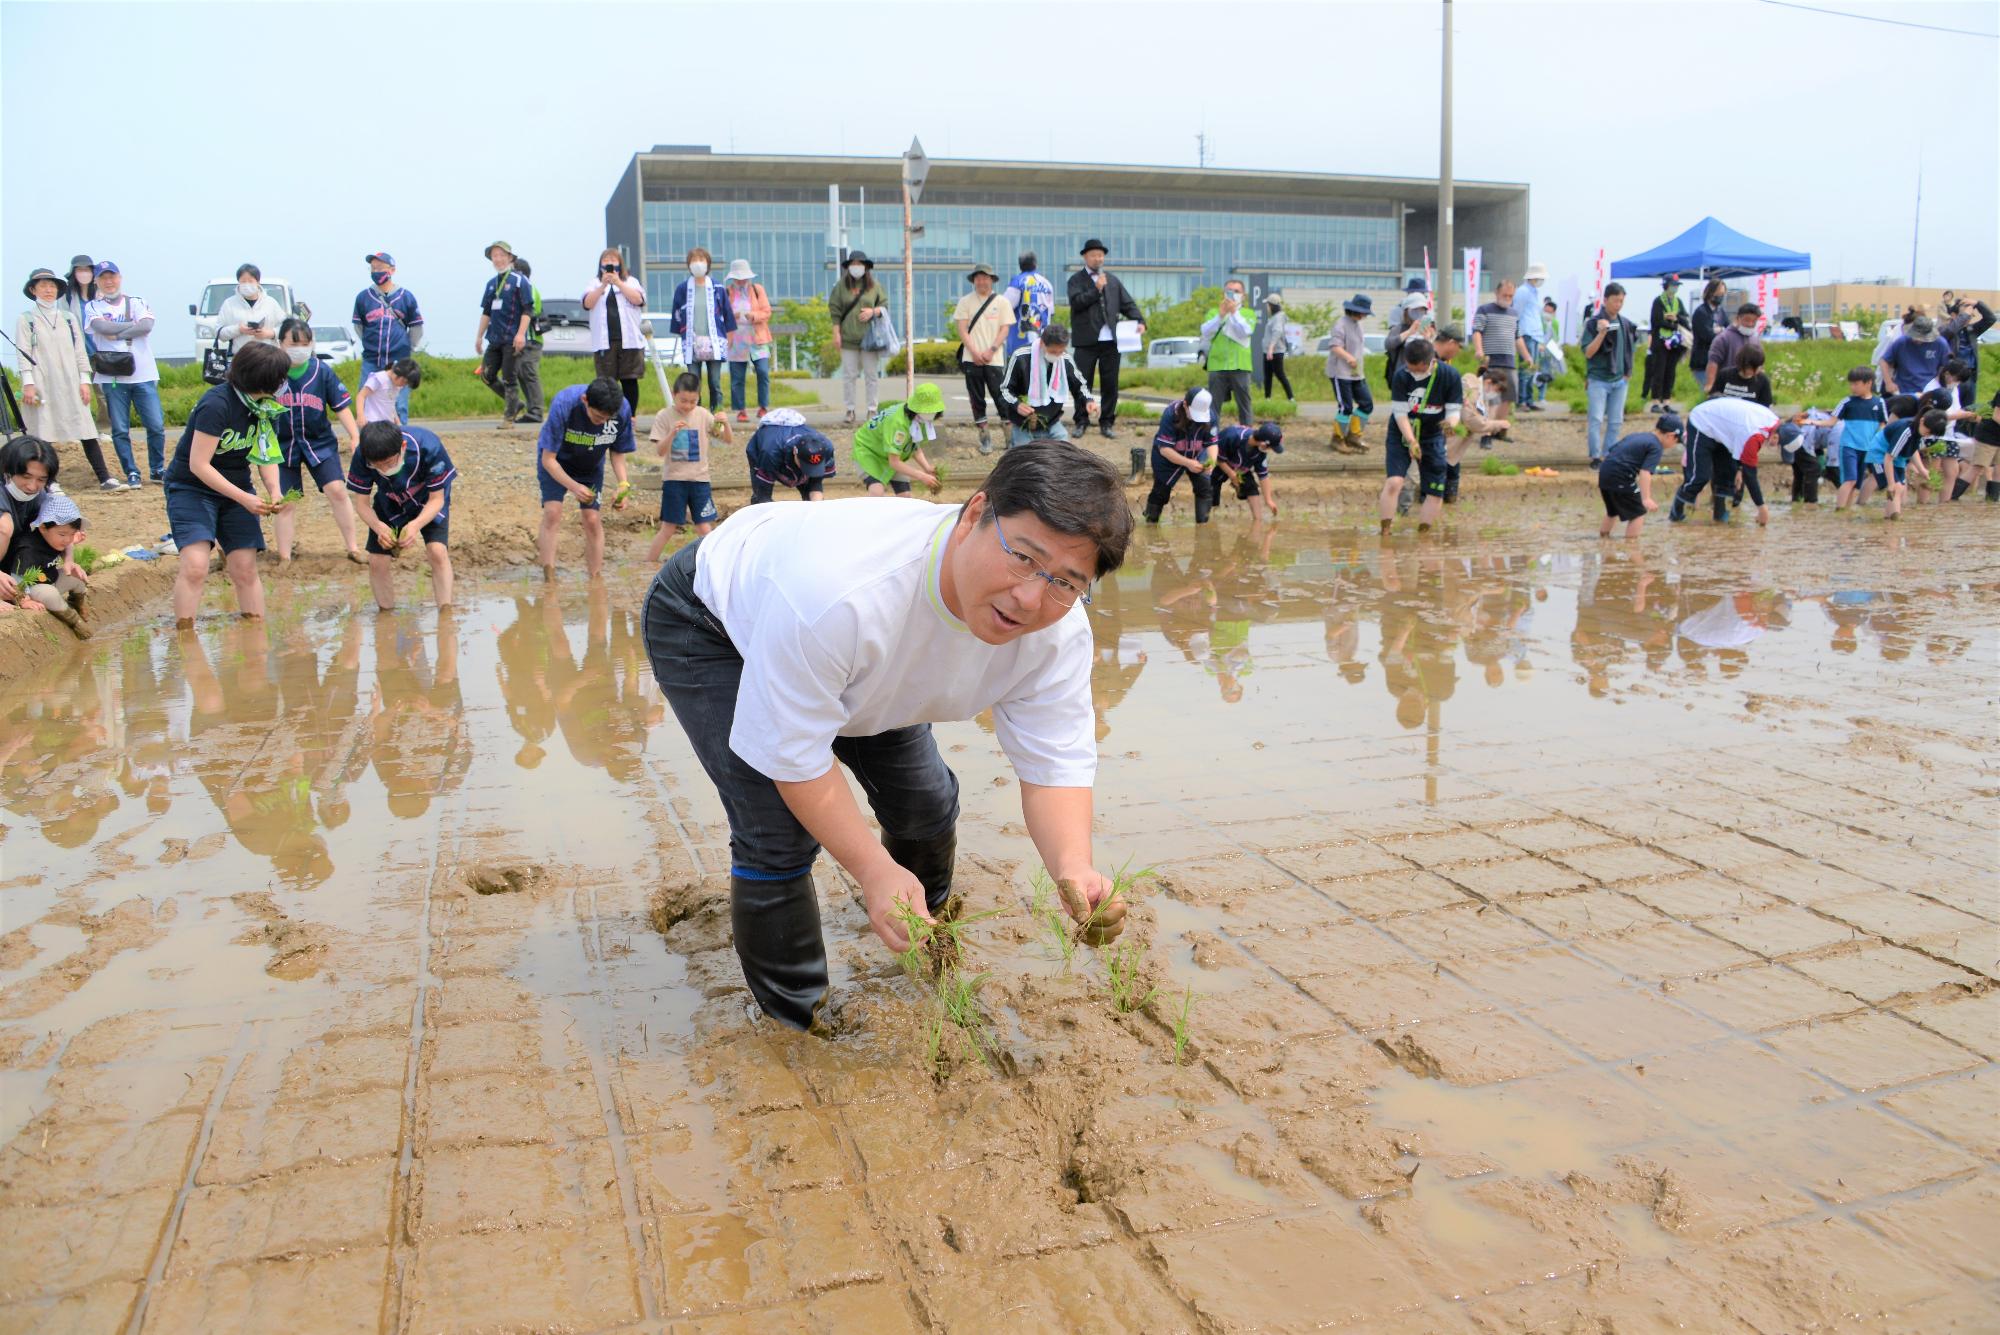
[474,240,533,424]
[1258,295,1295,403]
[216,263,287,355]
[639,442,1135,1030]
[351,252,424,426]
[1201,280,1258,427]
[828,251,889,425]
[83,261,164,487]
[59,255,96,334]
[998,326,1096,447]
[1065,240,1145,440]
[0,436,62,609]
[163,340,291,627]
[670,247,735,414]
[585,247,648,416]
[852,382,945,497]
[1703,303,1764,395]
[1688,279,1727,392]
[272,319,365,566]
[16,268,118,490]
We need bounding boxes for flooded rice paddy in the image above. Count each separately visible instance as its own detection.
[3,495,1997,1332]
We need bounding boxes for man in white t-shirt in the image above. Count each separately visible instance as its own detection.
[1671,396,1779,527]
[82,261,164,486]
[643,443,1135,1030]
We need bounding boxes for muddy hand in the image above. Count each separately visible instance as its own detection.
[862,861,931,953]
[1058,874,1127,946]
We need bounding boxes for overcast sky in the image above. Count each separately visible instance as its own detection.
[4,0,1994,358]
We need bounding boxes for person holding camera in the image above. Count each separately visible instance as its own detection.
[585,247,648,416]
[1939,293,1994,406]
[1201,279,1257,427]
[216,263,286,355]
[997,325,1095,448]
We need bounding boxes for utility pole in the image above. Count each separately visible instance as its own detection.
[1438,0,1454,311]
[901,137,931,401]
[1909,154,1922,287]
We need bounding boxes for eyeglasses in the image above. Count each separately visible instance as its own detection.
[993,516,1091,608]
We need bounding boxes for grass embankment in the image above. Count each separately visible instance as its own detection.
[1113,343,2000,414]
[152,354,815,427]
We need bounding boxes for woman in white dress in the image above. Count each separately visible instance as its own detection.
[16,268,118,490]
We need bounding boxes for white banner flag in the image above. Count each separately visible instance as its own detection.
[1463,247,1482,321]
[1751,273,1778,331]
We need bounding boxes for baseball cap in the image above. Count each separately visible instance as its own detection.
[1253,422,1285,452]
[1187,389,1213,423]
[92,261,120,277]
[791,428,837,477]
[365,251,396,266]
[1656,413,1684,435]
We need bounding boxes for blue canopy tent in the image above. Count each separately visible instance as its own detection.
[1610,217,1810,279]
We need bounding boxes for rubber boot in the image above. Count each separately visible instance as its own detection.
[1987,480,2000,502]
[1951,477,1970,501]
[882,828,957,916]
[729,873,829,1031]
[1442,465,1460,505]
[1330,413,1348,449]
[1128,447,1146,484]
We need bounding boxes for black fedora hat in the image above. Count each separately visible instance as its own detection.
[1079,239,1109,256]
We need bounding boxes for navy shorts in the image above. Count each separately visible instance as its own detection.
[165,481,265,554]
[1386,432,1448,497]
[1600,483,1647,522]
[365,513,448,556]
[659,480,718,526]
[279,448,345,496]
[540,455,606,509]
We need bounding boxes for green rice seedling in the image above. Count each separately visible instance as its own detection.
[280,486,306,505]
[1480,456,1519,477]
[74,544,101,574]
[936,968,997,1071]
[1029,869,1078,970]
[893,898,1004,982]
[16,567,46,591]
[1171,987,1197,1065]
[927,460,949,496]
[1104,940,1156,1015]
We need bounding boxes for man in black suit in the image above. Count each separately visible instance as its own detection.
[1066,239,1144,438]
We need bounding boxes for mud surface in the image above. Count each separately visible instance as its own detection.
[3,489,1997,1332]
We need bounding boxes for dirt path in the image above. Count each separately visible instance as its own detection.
[2,490,1996,1331]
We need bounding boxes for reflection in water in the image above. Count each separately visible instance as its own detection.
[2,522,1992,893]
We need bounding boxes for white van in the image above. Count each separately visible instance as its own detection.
[190,278,300,349]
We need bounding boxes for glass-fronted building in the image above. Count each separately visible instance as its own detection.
[607,147,1529,340]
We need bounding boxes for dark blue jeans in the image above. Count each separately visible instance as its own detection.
[642,543,960,880]
[102,380,166,480]
[728,356,770,413]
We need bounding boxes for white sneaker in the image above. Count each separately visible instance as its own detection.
[100,478,128,491]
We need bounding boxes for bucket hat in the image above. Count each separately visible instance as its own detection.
[1343,294,1374,316]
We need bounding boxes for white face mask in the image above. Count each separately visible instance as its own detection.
[34,298,55,311]
[688,261,708,278]
[286,346,312,366]
[848,265,866,280]
[238,282,260,300]
[5,480,36,503]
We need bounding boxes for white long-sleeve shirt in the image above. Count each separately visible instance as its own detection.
[216,292,288,353]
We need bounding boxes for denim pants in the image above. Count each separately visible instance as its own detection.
[1009,418,1071,449]
[101,380,166,480]
[729,354,771,412]
[1585,376,1628,461]
[642,543,961,881]
[361,357,411,425]
[693,358,726,411]
[1516,337,1541,405]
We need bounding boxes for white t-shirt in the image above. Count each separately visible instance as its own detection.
[692,498,1096,787]
[81,295,159,384]
[1688,397,1779,460]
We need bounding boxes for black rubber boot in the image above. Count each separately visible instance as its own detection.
[1951,477,1971,501]
[1988,481,2000,502]
[1128,447,1146,484]
[1443,465,1461,505]
[729,873,830,1031]
[883,828,957,916]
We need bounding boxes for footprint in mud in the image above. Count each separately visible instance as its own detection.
[230,891,330,981]
[461,863,546,896]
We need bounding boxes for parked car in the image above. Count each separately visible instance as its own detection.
[1147,336,1202,369]
[313,325,358,363]
[190,278,298,350]
[538,298,592,356]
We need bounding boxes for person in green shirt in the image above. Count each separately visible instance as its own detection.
[1200,279,1256,426]
[851,382,944,496]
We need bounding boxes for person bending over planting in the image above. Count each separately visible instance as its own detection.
[642,442,1134,1030]
[536,377,633,580]
[347,422,457,610]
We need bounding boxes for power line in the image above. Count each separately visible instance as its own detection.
[1754,0,1998,39]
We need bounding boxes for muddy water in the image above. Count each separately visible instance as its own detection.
[3,496,1997,1332]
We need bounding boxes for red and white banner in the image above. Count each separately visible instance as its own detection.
[1751,273,1778,331]
[1592,248,1606,305]
[1463,247,1482,319]
[1422,246,1434,308]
